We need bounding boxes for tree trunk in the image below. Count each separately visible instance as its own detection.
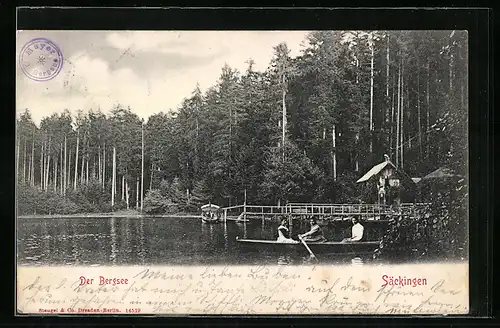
[23,138,27,184]
[60,142,63,195]
[31,129,35,186]
[40,137,44,189]
[86,155,89,184]
[449,50,453,91]
[122,175,125,201]
[46,136,51,191]
[102,142,106,189]
[417,62,422,159]
[80,135,86,185]
[426,61,431,157]
[141,123,145,211]
[355,57,359,84]
[386,34,390,98]
[63,136,67,195]
[125,176,130,210]
[136,178,139,210]
[98,144,102,184]
[16,137,20,182]
[461,84,464,109]
[396,61,401,167]
[67,148,72,190]
[149,162,153,191]
[390,72,395,156]
[355,132,359,172]
[112,147,116,207]
[332,124,337,181]
[27,157,31,187]
[282,73,287,163]
[74,130,79,190]
[54,157,58,193]
[369,39,374,154]
[400,64,405,169]
[229,106,232,163]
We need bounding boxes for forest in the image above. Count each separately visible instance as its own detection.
[16,30,468,219]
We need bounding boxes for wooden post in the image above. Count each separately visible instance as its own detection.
[288,214,293,237]
[243,188,247,221]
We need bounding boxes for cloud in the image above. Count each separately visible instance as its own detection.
[17,31,311,124]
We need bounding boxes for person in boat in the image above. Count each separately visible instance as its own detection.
[298,217,326,243]
[341,216,364,243]
[277,218,297,243]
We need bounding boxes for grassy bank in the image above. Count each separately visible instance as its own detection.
[17,209,202,219]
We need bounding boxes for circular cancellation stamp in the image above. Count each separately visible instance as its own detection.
[19,38,63,82]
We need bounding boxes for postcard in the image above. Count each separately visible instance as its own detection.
[16,29,469,315]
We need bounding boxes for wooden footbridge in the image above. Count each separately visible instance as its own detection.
[221,202,430,222]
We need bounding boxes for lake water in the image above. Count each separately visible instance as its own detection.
[17,217,389,266]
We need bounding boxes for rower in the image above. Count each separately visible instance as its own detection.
[341,216,364,243]
[298,217,326,243]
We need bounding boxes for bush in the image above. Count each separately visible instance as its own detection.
[17,185,81,215]
[17,181,115,215]
[143,189,178,215]
[374,178,467,261]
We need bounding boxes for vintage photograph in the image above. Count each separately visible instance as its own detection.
[16,30,469,315]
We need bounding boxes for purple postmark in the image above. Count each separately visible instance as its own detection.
[19,38,63,82]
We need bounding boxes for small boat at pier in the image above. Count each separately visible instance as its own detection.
[201,204,221,223]
[235,237,380,255]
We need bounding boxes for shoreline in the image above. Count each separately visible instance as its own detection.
[17,213,203,219]
[17,213,249,221]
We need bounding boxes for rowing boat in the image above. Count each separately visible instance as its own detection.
[235,237,380,255]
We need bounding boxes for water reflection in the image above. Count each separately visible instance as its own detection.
[223,220,228,250]
[70,220,79,265]
[137,218,145,265]
[17,217,386,266]
[277,254,293,265]
[351,257,364,266]
[110,217,117,264]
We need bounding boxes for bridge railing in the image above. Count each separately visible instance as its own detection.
[221,202,431,220]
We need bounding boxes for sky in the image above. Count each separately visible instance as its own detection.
[16,30,310,124]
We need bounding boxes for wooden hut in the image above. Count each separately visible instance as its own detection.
[356,155,416,206]
[416,166,464,202]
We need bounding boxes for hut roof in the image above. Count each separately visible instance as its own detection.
[421,167,462,181]
[356,161,396,183]
[201,204,220,211]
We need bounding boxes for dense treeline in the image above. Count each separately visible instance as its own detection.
[16,31,467,217]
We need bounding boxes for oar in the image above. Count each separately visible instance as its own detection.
[299,235,318,261]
